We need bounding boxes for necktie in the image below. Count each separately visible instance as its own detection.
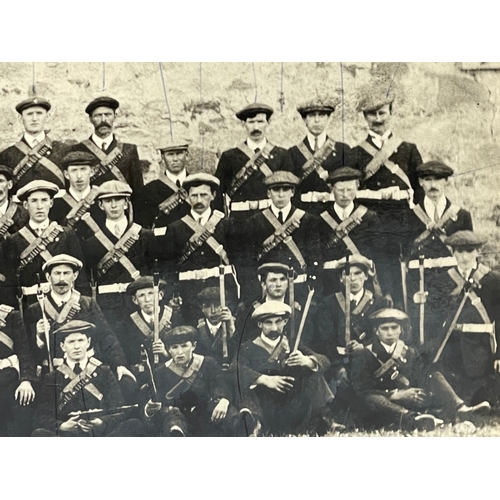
[278,211,284,224]
[73,362,82,375]
[114,223,122,238]
[433,204,440,223]
[35,227,43,236]
[32,138,39,147]
[102,142,107,152]
[314,137,319,152]
[176,180,181,188]
[255,147,261,154]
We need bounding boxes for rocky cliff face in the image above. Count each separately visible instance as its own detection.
[2,62,500,265]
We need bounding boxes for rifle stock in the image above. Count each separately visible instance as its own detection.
[344,255,351,344]
[36,273,53,372]
[152,264,160,364]
[293,286,315,352]
[219,260,229,370]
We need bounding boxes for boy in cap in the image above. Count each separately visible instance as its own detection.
[350,308,489,431]
[289,97,352,215]
[82,180,159,327]
[235,301,332,435]
[214,103,295,217]
[32,320,144,436]
[0,97,67,190]
[135,141,191,230]
[144,325,250,436]
[2,180,89,309]
[71,96,143,194]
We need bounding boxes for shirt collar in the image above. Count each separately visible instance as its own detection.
[259,333,281,349]
[69,185,91,202]
[423,195,447,220]
[333,202,355,221]
[368,129,392,149]
[141,311,153,324]
[105,216,128,237]
[92,133,114,150]
[190,208,211,225]
[0,198,9,216]
[207,321,222,336]
[270,202,292,221]
[307,131,327,151]
[247,137,267,152]
[50,289,72,307]
[66,356,88,372]
[380,340,397,354]
[29,219,50,231]
[165,169,187,184]
[350,288,364,305]
[24,131,46,148]
[458,262,478,280]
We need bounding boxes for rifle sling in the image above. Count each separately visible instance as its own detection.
[262,208,307,269]
[0,202,19,237]
[320,206,367,255]
[57,358,103,408]
[296,139,334,181]
[335,289,374,317]
[19,222,62,264]
[130,307,173,339]
[43,290,81,325]
[164,353,204,400]
[412,203,461,246]
[82,139,127,184]
[367,340,409,381]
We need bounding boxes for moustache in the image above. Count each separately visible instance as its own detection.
[97,122,111,129]
[194,203,204,209]
[250,130,261,135]
[55,281,69,287]
[267,330,281,340]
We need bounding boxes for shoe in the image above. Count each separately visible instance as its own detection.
[457,401,491,417]
[240,408,260,437]
[453,420,477,435]
[413,413,444,432]
[169,425,186,437]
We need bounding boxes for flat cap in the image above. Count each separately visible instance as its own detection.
[197,287,220,305]
[42,254,83,273]
[337,255,374,275]
[297,97,339,117]
[264,171,300,189]
[54,320,95,343]
[61,151,97,169]
[327,166,362,185]
[17,180,59,201]
[252,301,291,322]
[369,308,409,325]
[416,161,454,179]
[16,97,51,114]
[159,141,189,154]
[258,262,292,279]
[85,96,120,115]
[0,165,13,181]
[97,180,132,199]
[444,230,486,249]
[162,325,197,346]
[182,173,220,192]
[236,102,274,121]
[126,276,167,296]
[357,89,395,113]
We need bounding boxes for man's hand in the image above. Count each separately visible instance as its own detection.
[152,340,167,358]
[211,398,229,422]
[36,319,50,340]
[220,307,236,337]
[391,387,427,407]
[117,366,136,382]
[14,381,36,406]
[259,374,295,393]
[59,416,80,433]
[346,340,364,355]
[494,360,500,373]
[168,296,183,311]
[285,351,315,370]
[78,418,103,433]
[145,399,162,417]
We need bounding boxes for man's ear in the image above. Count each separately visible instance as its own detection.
[132,296,139,306]
[49,198,54,208]
[98,200,104,211]
[64,171,70,181]
[45,272,51,282]
[283,317,289,326]
[158,290,164,301]
[6,180,13,191]
[73,271,79,282]
[418,178,424,187]
[23,200,28,210]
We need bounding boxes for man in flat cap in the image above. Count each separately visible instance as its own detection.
[428,231,500,407]
[157,173,239,324]
[0,97,67,191]
[135,142,191,231]
[144,325,252,436]
[2,180,89,309]
[405,161,473,344]
[235,301,332,435]
[317,166,382,296]
[0,300,37,436]
[24,254,133,393]
[350,89,423,307]
[71,96,143,195]
[49,151,104,242]
[289,97,352,215]
[350,308,489,431]
[243,171,322,300]
[214,103,295,218]
[32,320,144,436]
[82,180,159,328]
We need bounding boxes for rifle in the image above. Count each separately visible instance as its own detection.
[413,253,428,345]
[292,285,315,352]
[400,243,408,313]
[68,404,138,420]
[90,268,97,302]
[36,273,53,372]
[432,280,473,363]
[287,267,296,345]
[140,345,158,398]
[219,259,229,370]
[152,263,160,364]
[16,271,24,323]
[344,255,352,345]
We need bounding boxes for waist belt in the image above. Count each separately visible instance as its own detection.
[301,192,335,203]
[98,283,131,294]
[179,265,233,281]
[294,273,307,284]
[230,199,271,211]
[22,283,50,296]
[356,188,411,201]
[408,256,457,270]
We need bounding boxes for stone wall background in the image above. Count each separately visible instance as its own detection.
[1,62,500,266]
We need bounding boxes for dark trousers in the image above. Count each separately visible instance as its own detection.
[31,418,145,437]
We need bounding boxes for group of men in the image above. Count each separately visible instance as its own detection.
[0,89,498,437]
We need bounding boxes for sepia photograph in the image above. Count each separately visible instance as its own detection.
[0,61,499,440]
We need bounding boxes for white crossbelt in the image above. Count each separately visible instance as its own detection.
[22,282,51,296]
[294,273,307,284]
[408,256,457,269]
[230,199,271,211]
[179,265,233,281]
[455,323,495,333]
[356,187,411,201]
[98,283,131,294]
[323,258,347,270]
[301,192,335,203]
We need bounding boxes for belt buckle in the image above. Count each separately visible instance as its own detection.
[195,269,208,280]
[249,200,258,210]
[118,283,127,293]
